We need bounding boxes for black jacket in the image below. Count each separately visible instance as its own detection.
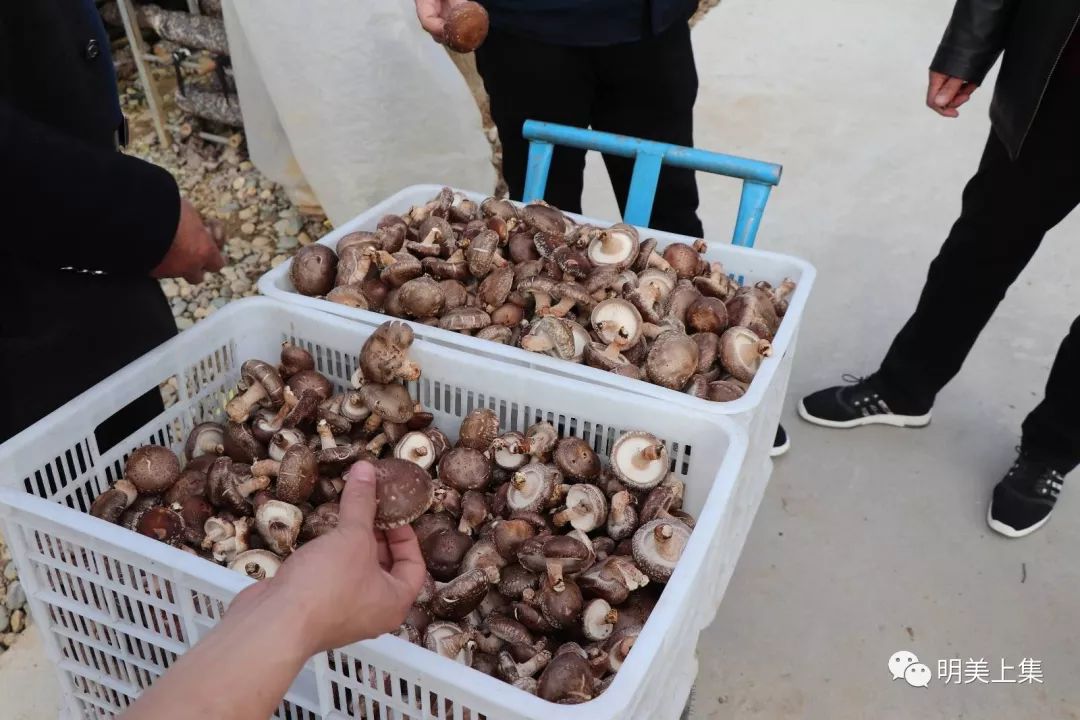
[479,0,698,46]
[1,2,180,443]
[931,0,1080,158]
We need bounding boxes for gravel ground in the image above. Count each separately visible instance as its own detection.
[0,538,30,655]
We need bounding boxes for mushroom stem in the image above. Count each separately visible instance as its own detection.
[546,560,565,589]
[244,562,266,580]
[316,420,337,450]
[551,508,573,527]
[363,413,384,434]
[250,459,281,477]
[605,608,619,625]
[226,383,269,423]
[366,433,390,455]
[520,333,554,353]
[238,476,271,497]
[540,297,576,317]
[655,523,674,542]
[646,253,673,272]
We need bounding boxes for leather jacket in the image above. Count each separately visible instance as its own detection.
[931,0,1080,158]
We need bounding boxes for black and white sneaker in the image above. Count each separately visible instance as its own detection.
[988,451,1066,538]
[770,424,790,458]
[798,376,932,429]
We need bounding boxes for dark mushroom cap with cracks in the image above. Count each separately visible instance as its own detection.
[590,298,643,349]
[706,379,747,402]
[337,230,380,255]
[254,499,303,555]
[380,251,423,288]
[335,242,377,286]
[524,421,557,461]
[523,202,570,236]
[521,316,576,360]
[465,228,505,278]
[437,447,493,492]
[184,422,225,460]
[537,647,594,703]
[693,262,738,300]
[431,566,501,620]
[164,469,207,506]
[552,245,590,280]
[124,445,181,494]
[661,242,705,279]
[436,279,469,311]
[531,230,565,261]
[719,326,773,384]
[610,431,669,491]
[554,437,601,482]
[422,527,474,581]
[553,484,608,533]
[223,421,266,464]
[226,360,285,423]
[174,495,213,546]
[90,480,138,524]
[458,407,500,451]
[272,444,318,504]
[398,276,445,319]
[478,264,514,310]
[135,506,185,546]
[645,330,700,390]
[289,243,338,296]
[477,324,514,344]
[506,462,562,513]
[586,223,639,268]
[726,286,780,340]
[394,430,437,470]
[359,321,421,385]
[632,518,691,583]
[299,502,340,543]
[439,306,491,332]
[687,296,730,335]
[208,457,270,515]
[229,549,283,580]
[371,458,435,530]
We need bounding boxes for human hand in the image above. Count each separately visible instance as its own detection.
[926,70,978,118]
[152,198,226,284]
[415,0,467,41]
[230,461,426,656]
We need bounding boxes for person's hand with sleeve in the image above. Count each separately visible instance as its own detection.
[415,0,467,41]
[151,198,225,284]
[122,461,426,720]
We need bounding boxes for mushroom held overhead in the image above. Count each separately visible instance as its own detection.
[84,321,699,701]
[287,188,795,404]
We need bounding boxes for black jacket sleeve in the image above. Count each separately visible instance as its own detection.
[0,99,180,275]
[930,0,1019,84]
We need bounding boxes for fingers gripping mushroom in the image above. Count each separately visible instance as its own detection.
[610,431,669,491]
[632,519,691,584]
[255,500,304,556]
[719,326,773,383]
[229,549,283,580]
[359,321,422,385]
[226,360,285,423]
[124,446,181,494]
[90,480,138,523]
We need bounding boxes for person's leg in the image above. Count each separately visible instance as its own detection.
[474,28,594,212]
[589,22,703,236]
[1021,315,1080,473]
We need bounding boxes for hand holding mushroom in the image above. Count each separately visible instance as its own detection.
[151,198,226,285]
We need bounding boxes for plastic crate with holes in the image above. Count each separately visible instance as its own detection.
[259,123,816,492]
[0,298,750,720]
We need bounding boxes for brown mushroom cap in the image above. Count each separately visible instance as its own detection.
[226,359,285,423]
[289,244,338,296]
[372,458,435,530]
[498,564,540,600]
[478,264,514,310]
[706,379,747,402]
[399,276,446,319]
[437,447,493,492]
[492,518,537,561]
[286,370,333,403]
[299,502,340,543]
[380,251,424,288]
[360,383,415,424]
[465,228,504,278]
[610,431,669,490]
[422,528,474,581]
[457,407,499,452]
[687,296,730,335]
[223,421,266,464]
[523,203,569,236]
[521,316,576,360]
[124,446,181,494]
[645,330,700,390]
[439,306,492,332]
[135,506,185,546]
[229,549,283,580]
[726,286,780,340]
[424,620,475,665]
[443,1,489,53]
[662,242,704,280]
[173,495,213,546]
[279,342,316,378]
[632,519,691,583]
[119,494,162,531]
[431,567,501,620]
[184,422,225,461]
[359,321,421,384]
[412,511,457,546]
[89,480,138,524]
[606,490,640,542]
[537,651,594,703]
[718,326,773,384]
[553,437,600,482]
[274,444,318,504]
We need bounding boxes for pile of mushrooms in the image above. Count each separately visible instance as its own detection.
[289,187,796,403]
[87,321,695,702]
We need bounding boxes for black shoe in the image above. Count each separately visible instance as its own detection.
[770,424,790,457]
[988,451,1066,538]
[798,375,932,429]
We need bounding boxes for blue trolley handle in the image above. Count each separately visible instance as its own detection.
[521,120,782,248]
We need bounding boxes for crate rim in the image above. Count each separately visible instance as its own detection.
[257,183,817,418]
[0,296,751,719]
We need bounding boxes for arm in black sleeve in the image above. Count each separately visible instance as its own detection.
[930,0,1019,84]
[0,99,181,275]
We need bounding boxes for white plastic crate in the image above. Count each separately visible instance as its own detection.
[0,298,750,720]
[257,185,815,480]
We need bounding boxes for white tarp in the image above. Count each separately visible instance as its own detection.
[221,1,495,225]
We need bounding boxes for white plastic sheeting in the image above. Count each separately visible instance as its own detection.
[221,1,495,224]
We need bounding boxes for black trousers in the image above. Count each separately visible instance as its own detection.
[876,67,1080,473]
[475,22,704,237]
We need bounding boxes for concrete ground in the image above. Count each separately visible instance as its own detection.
[4,1,1079,718]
